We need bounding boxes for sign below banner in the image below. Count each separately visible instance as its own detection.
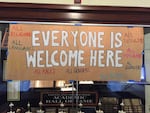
[6,24,143,81]
[41,91,98,106]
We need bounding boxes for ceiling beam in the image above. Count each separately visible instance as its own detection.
[0,2,150,25]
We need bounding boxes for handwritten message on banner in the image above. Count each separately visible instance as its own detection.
[6,24,143,81]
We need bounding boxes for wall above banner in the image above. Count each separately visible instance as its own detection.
[6,24,143,81]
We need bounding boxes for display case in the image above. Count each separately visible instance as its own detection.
[0,2,150,113]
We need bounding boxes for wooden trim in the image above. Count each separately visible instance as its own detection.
[0,2,150,25]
